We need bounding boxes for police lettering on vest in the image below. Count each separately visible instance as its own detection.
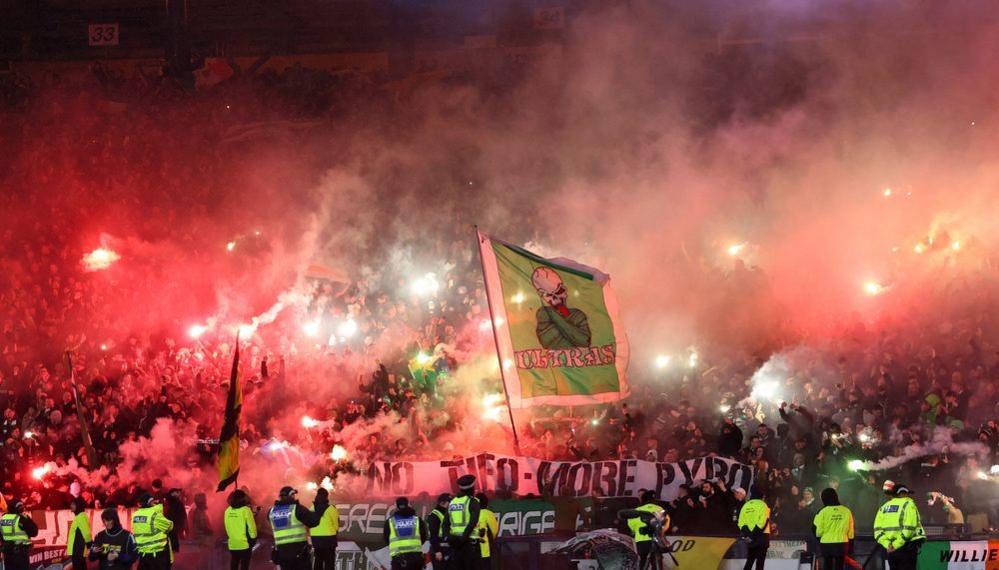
[0,514,31,545]
[448,496,471,536]
[131,508,169,554]
[270,504,308,546]
[388,515,422,558]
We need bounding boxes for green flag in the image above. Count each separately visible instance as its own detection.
[477,230,629,408]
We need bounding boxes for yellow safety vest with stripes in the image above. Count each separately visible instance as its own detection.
[388,515,422,558]
[873,497,925,550]
[269,504,307,546]
[0,513,31,545]
[447,496,473,537]
[131,506,171,554]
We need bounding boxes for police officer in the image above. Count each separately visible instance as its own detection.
[628,490,667,569]
[473,493,498,570]
[132,493,175,570]
[737,484,770,570]
[812,488,854,570]
[444,474,481,569]
[224,489,258,570]
[426,493,452,569]
[873,483,925,570]
[0,500,39,570]
[269,486,322,570]
[310,488,339,570]
[66,497,93,570]
[383,497,428,569]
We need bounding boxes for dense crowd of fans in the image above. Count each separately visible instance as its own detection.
[2,58,999,543]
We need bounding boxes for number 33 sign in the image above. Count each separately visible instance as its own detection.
[88,23,119,47]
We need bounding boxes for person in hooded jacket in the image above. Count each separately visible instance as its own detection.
[90,508,139,569]
[310,488,339,570]
[812,488,855,570]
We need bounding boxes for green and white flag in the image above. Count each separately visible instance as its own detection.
[477,230,630,408]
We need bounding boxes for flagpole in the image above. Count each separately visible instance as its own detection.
[65,351,100,469]
[473,225,522,455]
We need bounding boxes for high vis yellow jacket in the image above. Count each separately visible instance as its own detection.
[628,503,667,543]
[131,505,174,555]
[311,504,339,537]
[738,499,771,534]
[224,506,258,551]
[0,513,31,545]
[476,508,499,558]
[813,505,854,544]
[873,497,925,550]
[66,511,93,556]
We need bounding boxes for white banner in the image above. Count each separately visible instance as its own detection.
[356,452,753,500]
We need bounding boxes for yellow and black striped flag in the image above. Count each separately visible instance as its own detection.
[216,337,243,491]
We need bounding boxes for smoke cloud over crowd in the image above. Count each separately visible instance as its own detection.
[3,0,999,522]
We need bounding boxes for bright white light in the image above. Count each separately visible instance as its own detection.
[654,355,671,369]
[502,358,514,370]
[848,460,865,472]
[82,248,120,271]
[188,324,208,339]
[914,243,927,254]
[591,419,600,426]
[482,394,506,422]
[990,465,999,475]
[226,241,236,252]
[978,471,989,480]
[305,482,319,491]
[688,351,699,368]
[727,243,745,256]
[337,319,358,338]
[100,344,108,351]
[319,476,334,491]
[883,188,892,197]
[411,273,440,297]
[858,433,871,443]
[238,324,257,338]
[330,445,348,461]
[494,317,505,327]
[32,464,52,480]
[268,440,286,451]
[511,292,526,304]
[415,352,433,366]
[302,320,321,337]
[719,404,731,413]
[951,241,961,251]
[864,281,885,296]
[754,381,778,400]
[301,416,319,429]
[24,431,34,439]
